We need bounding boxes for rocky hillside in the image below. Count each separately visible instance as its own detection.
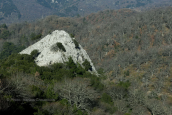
[19,30,98,75]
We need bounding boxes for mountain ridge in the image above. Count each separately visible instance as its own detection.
[0,0,172,24]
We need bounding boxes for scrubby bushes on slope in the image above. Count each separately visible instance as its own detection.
[1,52,170,115]
[50,42,66,52]
[1,50,170,115]
[73,39,80,49]
[0,42,25,60]
[0,24,8,29]
[0,53,105,115]
[0,29,11,40]
[30,33,42,41]
[31,49,40,59]
[83,59,92,71]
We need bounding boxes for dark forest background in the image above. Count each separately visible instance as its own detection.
[0,0,172,24]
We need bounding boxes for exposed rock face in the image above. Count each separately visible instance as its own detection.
[19,30,98,75]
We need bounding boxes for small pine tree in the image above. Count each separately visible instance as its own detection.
[0,23,8,29]
[73,39,80,49]
[76,63,85,75]
[82,59,92,71]
[101,93,113,105]
[57,43,66,52]
[66,57,78,78]
[31,49,39,59]
[44,86,58,101]
[67,57,76,69]
[70,33,75,38]
[124,70,129,76]
[30,33,42,41]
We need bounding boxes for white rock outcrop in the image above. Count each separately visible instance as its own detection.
[19,30,98,75]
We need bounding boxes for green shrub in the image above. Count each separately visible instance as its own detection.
[0,42,25,60]
[90,76,104,91]
[41,71,53,81]
[76,63,85,75]
[30,33,42,41]
[30,33,36,40]
[97,68,104,74]
[101,93,113,105]
[70,33,75,38]
[0,23,8,29]
[44,86,58,101]
[14,54,33,63]
[31,85,44,98]
[66,57,77,78]
[106,106,117,114]
[117,81,130,89]
[73,39,80,49]
[135,35,139,39]
[60,99,69,106]
[73,105,87,115]
[31,49,40,59]
[50,42,66,52]
[124,70,130,76]
[4,59,15,66]
[48,30,52,34]
[82,59,92,71]
[0,29,11,39]
[66,57,77,70]
[51,63,63,71]
[57,42,66,52]
[22,54,34,62]
[101,102,117,114]
[20,35,30,46]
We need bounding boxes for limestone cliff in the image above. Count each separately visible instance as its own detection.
[19,30,98,75]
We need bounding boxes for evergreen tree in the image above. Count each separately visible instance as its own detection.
[0,23,8,29]
[82,59,92,71]
[73,39,80,49]
[66,57,77,77]
[31,49,40,59]
[0,42,25,60]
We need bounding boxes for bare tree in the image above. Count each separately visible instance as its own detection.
[132,105,147,115]
[54,77,99,112]
[42,101,73,115]
[160,94,167,105]
[113,65,120,78]
[148,63,157,77]
[108,86,127,100]
[161,45,172,57]
[114,99,128,113]
[166,106,172,115]
[127,80,145,107]
[0,71,46,99]
[168,84,172,93]
[153,81,163,93]
[142,74,150,89]
[146,99,166,115]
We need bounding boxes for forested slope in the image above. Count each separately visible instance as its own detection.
[1,6,172,114]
